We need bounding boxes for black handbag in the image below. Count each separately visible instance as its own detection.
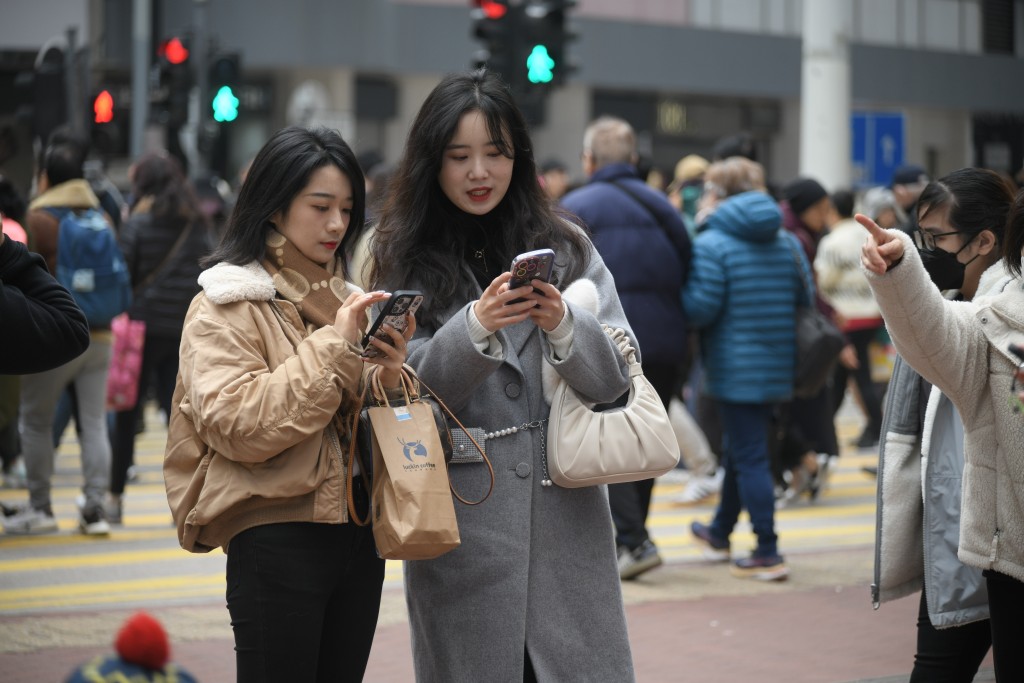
[785,237,845,398]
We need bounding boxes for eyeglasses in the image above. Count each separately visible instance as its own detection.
[912,229,966,252]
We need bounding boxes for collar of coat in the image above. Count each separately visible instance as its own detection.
[198,261,277,305]
[27,179,101,211]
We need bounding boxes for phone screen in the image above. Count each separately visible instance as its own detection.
[361,290,423,358]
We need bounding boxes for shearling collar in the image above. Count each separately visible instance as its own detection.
[197,261,276,304]
[27,179,100,211]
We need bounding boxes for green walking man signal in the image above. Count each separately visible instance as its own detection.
[212,85,239,122]
[526,45,555,84]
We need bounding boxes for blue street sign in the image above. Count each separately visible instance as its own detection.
[851,112,905,187]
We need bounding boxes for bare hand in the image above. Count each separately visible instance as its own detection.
[334,291,390,346]
[523,280,566,332]
[474,272,537,332]
[363,315,416,388]
[857,213,905,274]
[839,344,859,370]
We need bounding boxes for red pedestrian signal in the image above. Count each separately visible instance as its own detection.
[473,0,507,19]
[161,37,190,65]
[93,90,114,124]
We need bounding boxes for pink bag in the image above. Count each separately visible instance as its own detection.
[107,313,146,411]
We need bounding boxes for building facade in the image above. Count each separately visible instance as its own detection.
[2,0,1023,191]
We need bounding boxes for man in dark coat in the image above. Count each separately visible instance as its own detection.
[561,115,691,579]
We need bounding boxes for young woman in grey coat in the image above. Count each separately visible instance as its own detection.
[369,69,636,682]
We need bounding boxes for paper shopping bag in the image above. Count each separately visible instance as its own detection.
[367,399,460,560]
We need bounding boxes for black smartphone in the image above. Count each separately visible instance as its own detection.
[361,290,423,358]
[507,248,555,304]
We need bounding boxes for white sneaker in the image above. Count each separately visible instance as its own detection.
[3,506,59,534]
[674,469,723,505]
[658,469,691,485]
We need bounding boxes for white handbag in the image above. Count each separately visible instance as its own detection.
[543,325,681,488]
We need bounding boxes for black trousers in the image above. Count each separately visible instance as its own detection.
[986,570,1024,682]
[226,487,384,683]
[830,325,885,435]
[909,586,990,682]
[609,361,677,550]
[110,334,180,495]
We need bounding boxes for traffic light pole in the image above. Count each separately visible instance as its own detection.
[192,0,209,179]
[130,0,150,159]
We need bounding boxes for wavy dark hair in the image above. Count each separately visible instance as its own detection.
[917,167,1016,246]
[130,153,201,228]
[369,68,589,327]
[203,126,365,268]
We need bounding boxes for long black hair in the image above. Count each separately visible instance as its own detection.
[369,68,590,327]
[130,152,202,230]
[203,126,365,268]
[917,167,1016,246]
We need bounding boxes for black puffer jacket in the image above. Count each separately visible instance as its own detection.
[0,235,89,373]
[118,203,213,338]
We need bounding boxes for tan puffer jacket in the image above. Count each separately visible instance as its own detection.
[164,261,366,552]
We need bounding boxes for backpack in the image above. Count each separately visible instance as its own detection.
[49,207,132,327]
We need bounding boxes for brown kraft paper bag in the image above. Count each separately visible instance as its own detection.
[367,399,460,560]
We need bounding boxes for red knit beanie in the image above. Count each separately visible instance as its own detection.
[114,611,170,670]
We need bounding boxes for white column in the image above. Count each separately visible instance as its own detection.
[799,0,852,190]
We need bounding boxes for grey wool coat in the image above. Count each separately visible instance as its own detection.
[400,243,637,682]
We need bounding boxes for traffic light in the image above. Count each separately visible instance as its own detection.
[470,0,520,88]
[522,0,577,87]
[158,36,192,127]
[14,45,67,143]
[91,88,122,156]
[209,53,241,123]
[93,90,114,124]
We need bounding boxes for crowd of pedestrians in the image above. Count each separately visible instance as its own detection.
[4,66,1024,682]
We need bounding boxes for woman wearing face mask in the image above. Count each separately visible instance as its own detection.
[862,168,1023,682]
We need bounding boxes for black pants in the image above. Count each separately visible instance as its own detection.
[830,325,885,436]
[110,334,180,495]
[909,586,991,682]
[609,361,677,550]
[226,493,384,683]
[986,570,1024,682]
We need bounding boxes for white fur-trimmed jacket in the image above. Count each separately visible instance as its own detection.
[164,261,366,552]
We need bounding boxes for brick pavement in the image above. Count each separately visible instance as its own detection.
[0,547,995,682]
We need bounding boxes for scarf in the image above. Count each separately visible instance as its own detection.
[261,229,352,331]
[261,229,364,439]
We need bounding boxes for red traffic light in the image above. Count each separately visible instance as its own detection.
[93,90,114,124]
[93,89,114,124]
[160,37,190,65]
[473,0,507,19]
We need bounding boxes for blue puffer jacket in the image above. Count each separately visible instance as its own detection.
[561,163,691,365]
[683,191,811,403]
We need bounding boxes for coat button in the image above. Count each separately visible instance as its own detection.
[505,382,521,398]
[515,462,532,478]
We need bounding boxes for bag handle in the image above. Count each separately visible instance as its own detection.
[345,365,495,513]
[345,408,372,527]
[414,373,495,506]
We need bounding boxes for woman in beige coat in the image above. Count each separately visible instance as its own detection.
[860,184,1024,682]
[164,126,411,683]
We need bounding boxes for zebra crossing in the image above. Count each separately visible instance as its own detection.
[0,405,880,615]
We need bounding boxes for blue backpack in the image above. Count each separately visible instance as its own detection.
[50,207,132,327]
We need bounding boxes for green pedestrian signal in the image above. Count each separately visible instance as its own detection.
[212,85,239,122]
[526,45,555,84]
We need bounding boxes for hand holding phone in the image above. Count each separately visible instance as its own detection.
[361,290,423,358]
[507,249,554,304]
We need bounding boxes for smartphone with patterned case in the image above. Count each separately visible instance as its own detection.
[361,290,423,358]
[507,248,554,304]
